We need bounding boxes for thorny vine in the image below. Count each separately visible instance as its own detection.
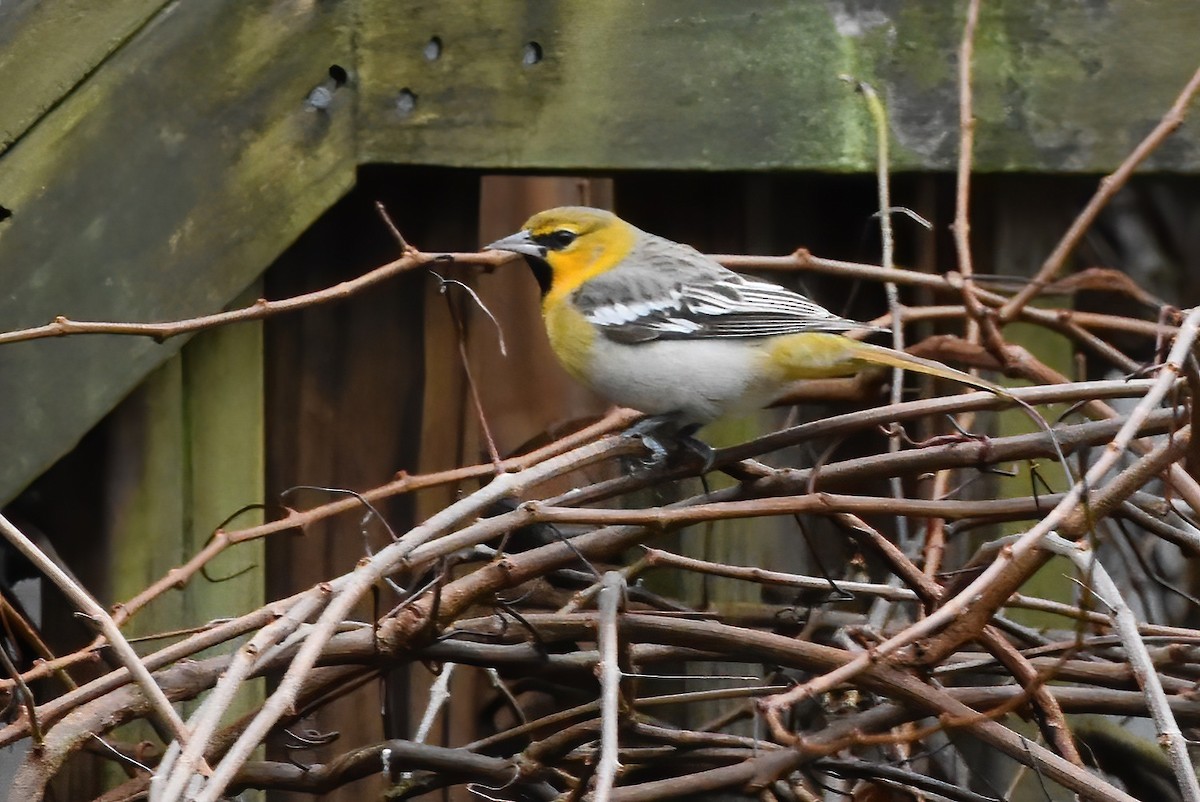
[4,249,1200,801]
[3,13,1200,802]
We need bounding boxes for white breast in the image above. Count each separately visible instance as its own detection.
[580,338,778,425]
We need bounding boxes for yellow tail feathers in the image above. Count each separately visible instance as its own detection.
[847,339,1004,395]
[769,332,1004,396]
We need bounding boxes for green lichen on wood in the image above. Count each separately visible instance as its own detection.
[104,318,264,795]
[358,0,1200,172]
[0,0,356,504]
[0,0,170,152]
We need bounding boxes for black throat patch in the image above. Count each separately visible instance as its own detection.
[522,255,554,296]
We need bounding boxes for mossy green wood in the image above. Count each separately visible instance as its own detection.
[106,318,264,668]
[181,290,265,659]
[0,0,170,153]
[358,0,1200,172]
[105,314,264,787]
[0,0,356,506]
[107,359,188,644]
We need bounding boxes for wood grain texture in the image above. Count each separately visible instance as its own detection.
[0,0,169,153]
[358,0,1200,172]
[101,314,264,795]
[263,171,473,802]
[0,0,355,505]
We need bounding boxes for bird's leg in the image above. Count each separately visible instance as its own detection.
[675,423,716,473]
[622,415,676,466]
[622,415,714,472]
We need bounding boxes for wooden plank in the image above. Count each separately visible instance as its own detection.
[101,353,190,794]
[465,176,613,466]
[100,310,264,792]
[105,358,188,641]
[414,173,615,518]
[358,0,1200,173]
[0,0,356,506]
[263,172,463,802]
[0,0,170,153]
[181,287,265,722]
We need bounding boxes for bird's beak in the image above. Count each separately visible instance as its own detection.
[484,230,547,259]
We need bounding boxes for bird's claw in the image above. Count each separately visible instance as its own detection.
[622,417,672,470]
[622,415,714,473]
[678,434,716,473]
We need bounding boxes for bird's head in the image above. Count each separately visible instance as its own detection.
[485,206,636,301]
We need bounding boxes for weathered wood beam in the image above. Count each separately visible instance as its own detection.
[0,0,171,154]
[358,1,1200,172]
[0,2,355,503]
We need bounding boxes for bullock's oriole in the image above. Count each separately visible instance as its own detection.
[486,206,997,458]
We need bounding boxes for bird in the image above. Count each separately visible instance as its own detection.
[485,206,1000,462]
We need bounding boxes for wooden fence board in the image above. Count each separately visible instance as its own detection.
[358,1,1200,172]
[0,0,355,505]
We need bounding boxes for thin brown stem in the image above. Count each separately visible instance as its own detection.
[1000,64,1200,321]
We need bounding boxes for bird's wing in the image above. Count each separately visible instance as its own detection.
[572,236,877,344]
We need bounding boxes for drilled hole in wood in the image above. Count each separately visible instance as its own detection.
[328,64,348,86]
[522,41,543,66]
[0,205,11,222]
[424,36,442,61]
[396,88,417,116]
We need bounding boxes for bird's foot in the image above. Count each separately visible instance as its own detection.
[622,415,714,473]
[677,432,716,473]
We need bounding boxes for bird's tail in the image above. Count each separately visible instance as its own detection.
[846,339,1004,395]
[768,332,1004,396]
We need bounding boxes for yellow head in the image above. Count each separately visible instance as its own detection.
[485,207,637,305]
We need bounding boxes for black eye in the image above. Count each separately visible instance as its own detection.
[531,228,578,251]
